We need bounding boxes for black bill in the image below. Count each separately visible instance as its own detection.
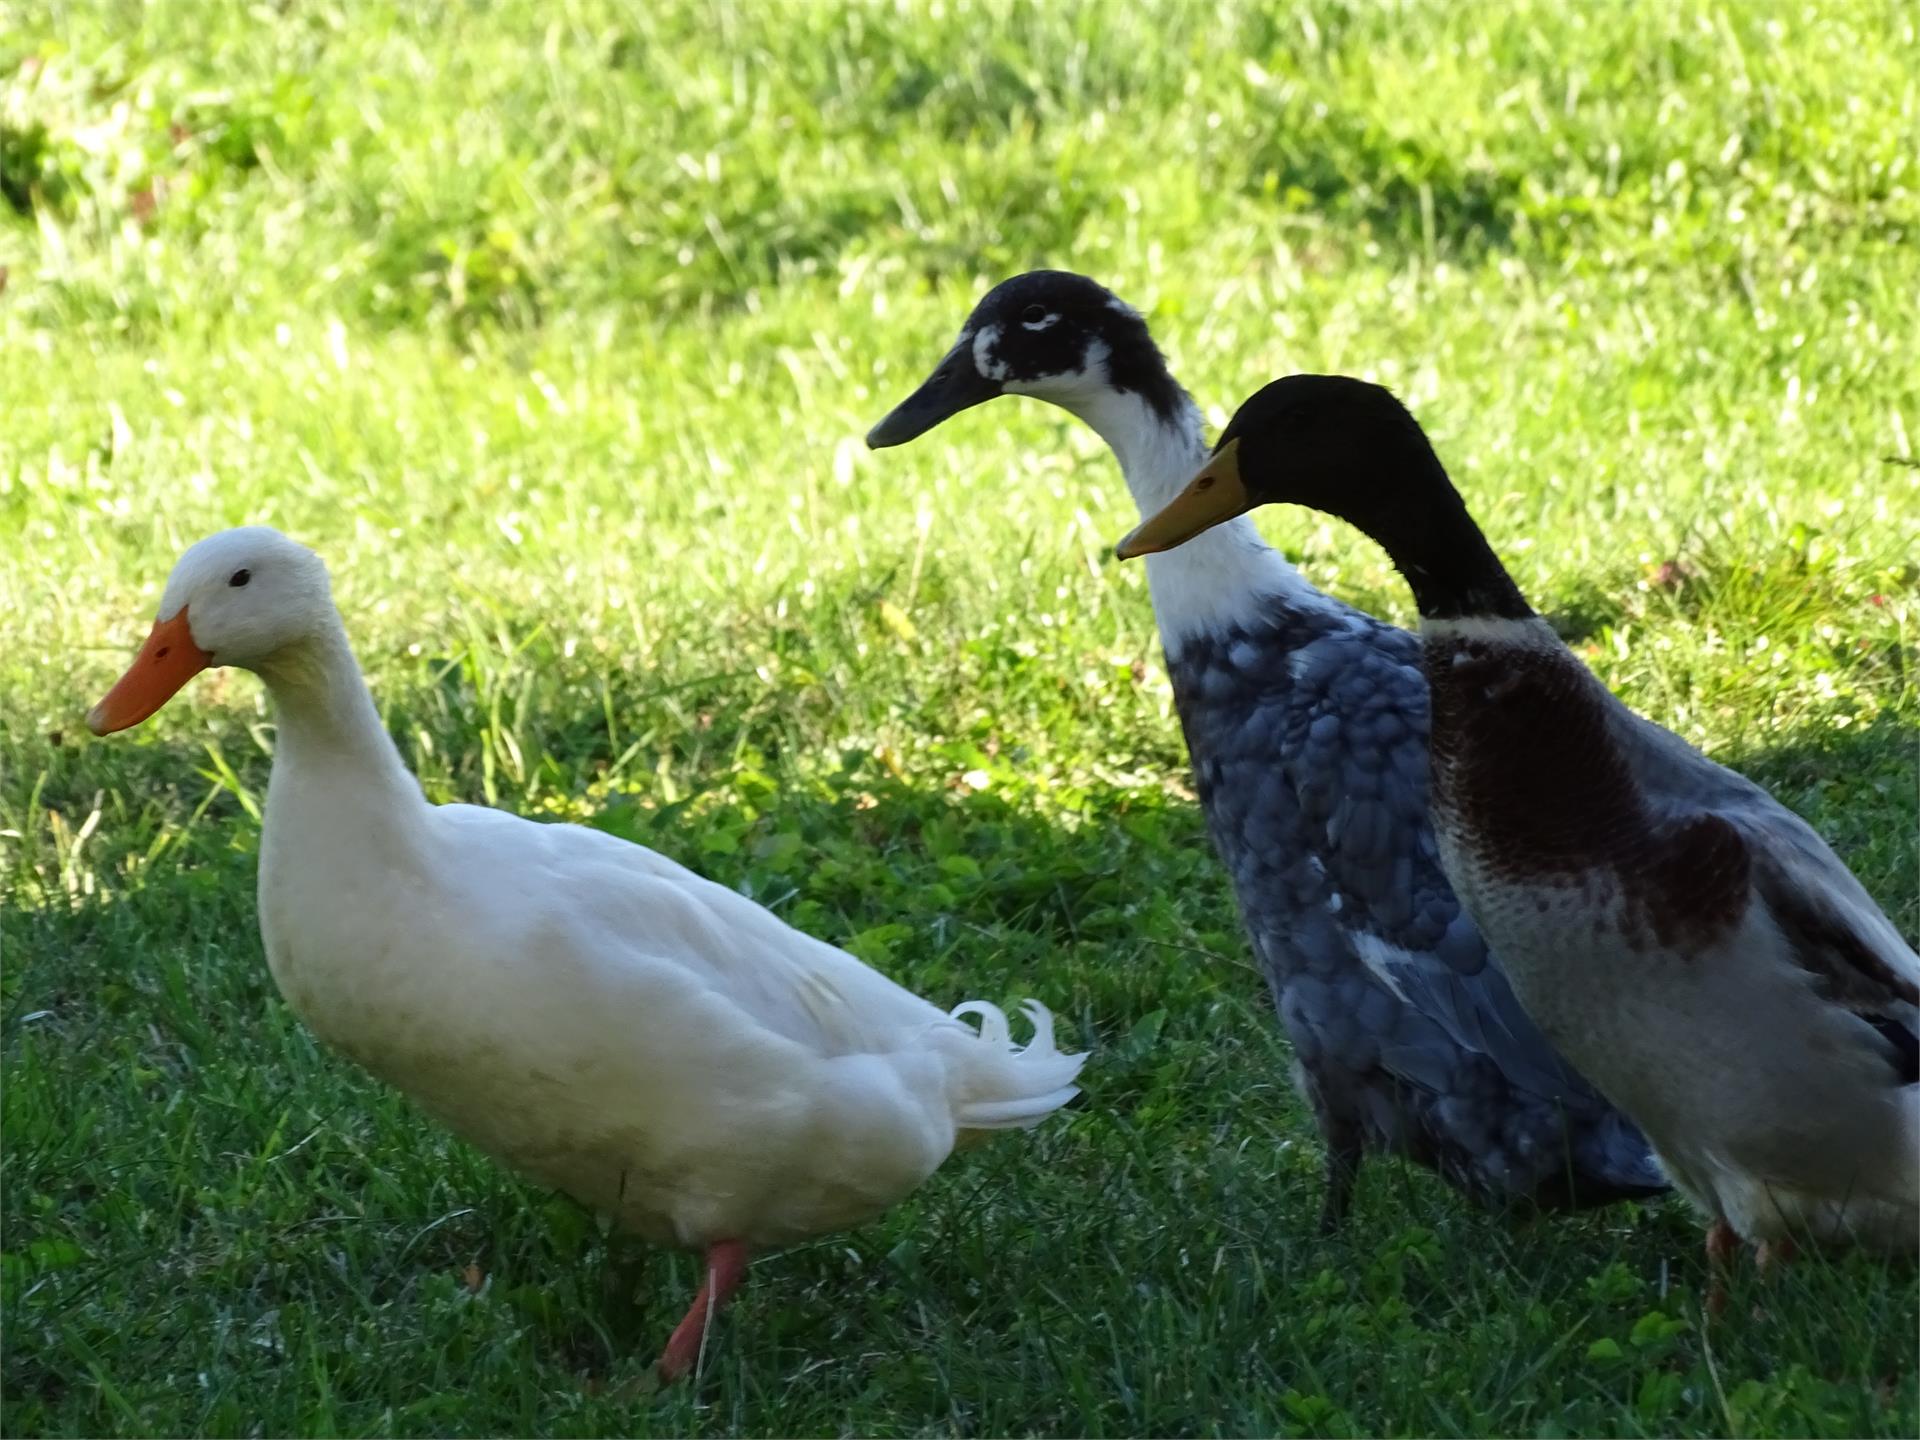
[865,340,1003,448]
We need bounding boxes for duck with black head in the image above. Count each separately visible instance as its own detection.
[1119,375,1920,1282]
[870,273,1667,1226]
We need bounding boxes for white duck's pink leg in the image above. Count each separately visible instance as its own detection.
[655,1240,750,1382]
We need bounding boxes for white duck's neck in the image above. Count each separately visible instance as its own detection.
[255,622,425,821]
[1066,385,1326,656]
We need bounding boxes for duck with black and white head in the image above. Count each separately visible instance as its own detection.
[868,271,1667,1226]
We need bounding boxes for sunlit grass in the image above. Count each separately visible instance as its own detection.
[3,1,1916,1435]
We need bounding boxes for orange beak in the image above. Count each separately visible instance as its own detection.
[87,609,213,736]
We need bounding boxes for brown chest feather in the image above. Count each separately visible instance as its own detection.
[1425,640,1750,949]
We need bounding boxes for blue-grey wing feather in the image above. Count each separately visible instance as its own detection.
[1171,599,1666,1204]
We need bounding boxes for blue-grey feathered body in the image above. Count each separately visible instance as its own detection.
[1169,598,1663,1211]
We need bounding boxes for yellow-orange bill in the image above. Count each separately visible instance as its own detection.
[87,609,212,736]
[1113,437,1250,559]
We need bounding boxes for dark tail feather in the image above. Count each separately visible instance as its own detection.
[1534,1112,1668,1210]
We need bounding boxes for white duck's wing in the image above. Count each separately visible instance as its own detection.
[434,804,1084,1108]
[547,813,1084,1120]
[437,803,954,1055]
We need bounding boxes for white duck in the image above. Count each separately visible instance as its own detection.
[88,527,1086,1381]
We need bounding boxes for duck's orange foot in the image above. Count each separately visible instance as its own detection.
[655,1239,750,1383]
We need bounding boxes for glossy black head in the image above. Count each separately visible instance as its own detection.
[1217,375,1443,512]
[1117,375,1532,620]
[866,270,1185,448]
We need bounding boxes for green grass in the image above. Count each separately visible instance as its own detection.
[4,0,1918,1433]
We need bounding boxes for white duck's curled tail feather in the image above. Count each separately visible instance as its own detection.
[943,999,1087,1131]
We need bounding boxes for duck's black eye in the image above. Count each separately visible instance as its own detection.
[229,569,251,588]
[1021,304,1048,325]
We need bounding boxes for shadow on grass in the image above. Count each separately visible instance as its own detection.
[4,692,1916,1434]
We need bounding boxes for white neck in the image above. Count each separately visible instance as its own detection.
[1064,385,1324,655]
[255,622,425,820]
[1420,614,1560,648]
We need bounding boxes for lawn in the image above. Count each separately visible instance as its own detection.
[3,0,1917,1434]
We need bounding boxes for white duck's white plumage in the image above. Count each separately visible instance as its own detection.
[89,527,1085,1370]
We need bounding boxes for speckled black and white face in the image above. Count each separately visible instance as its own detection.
[964,273,1136,394]
[867,270,1183,448]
